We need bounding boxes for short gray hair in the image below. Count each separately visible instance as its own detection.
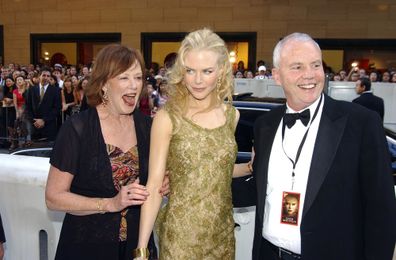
[272,32,321,68]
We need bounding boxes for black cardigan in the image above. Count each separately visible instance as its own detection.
[50,107,152,260]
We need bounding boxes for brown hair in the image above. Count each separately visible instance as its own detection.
[85,44,145,107]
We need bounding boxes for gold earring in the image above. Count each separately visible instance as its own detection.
[216,77,222,92]
[102,89,109,105]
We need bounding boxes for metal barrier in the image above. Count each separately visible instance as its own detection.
[0,154,256,260]
[0,154,64,260]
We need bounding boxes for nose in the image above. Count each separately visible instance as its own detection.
[194,72,202,84]
[130,78,139,90]
[303,67,315,79]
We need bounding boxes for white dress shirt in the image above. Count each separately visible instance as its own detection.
[262,94,324,254]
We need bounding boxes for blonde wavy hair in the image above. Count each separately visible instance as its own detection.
[166,28,234,133]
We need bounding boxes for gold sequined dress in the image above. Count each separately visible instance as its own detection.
[156,105,237,260]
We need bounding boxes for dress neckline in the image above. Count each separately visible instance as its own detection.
[181,106,232,131]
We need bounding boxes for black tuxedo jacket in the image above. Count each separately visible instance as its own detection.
[352,92,384,121]
[252,94,396,260]
[26,84,61,140]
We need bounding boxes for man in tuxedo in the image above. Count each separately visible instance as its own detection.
[252,32,396,260]
[26,67,61,141]
[353,77,384,120]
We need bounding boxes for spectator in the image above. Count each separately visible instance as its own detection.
[155,80,168,109]
[391,72,396,83]
[12,75,31,149]
[236,60,245,74]
[338,70,347,81]
[255,65,268,79]
[53,64,64,89]
[235,71,244,78]
[77,76,90,112]
[369,71,379,82]
[25,67,61,141]
[381,71,391,82]
[139,81,155,117]
[256,59,265,72]
[245,70,254,79]
[79,65,90,80]
[61,77,77,120]
[353,77,384,120]
[333,73,341,81]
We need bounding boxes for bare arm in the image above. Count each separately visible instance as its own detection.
[45,165,149,215]
[137,109,172,249]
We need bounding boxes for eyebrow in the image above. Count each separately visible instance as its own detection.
[184,66,215,70]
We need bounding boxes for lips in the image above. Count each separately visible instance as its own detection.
[298,83,316,89]
[192,87,206,92]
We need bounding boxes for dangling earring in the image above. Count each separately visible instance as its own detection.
[102,88,109,106]
[216,77,222,92]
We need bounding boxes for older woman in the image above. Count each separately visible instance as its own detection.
[45,44,168,260]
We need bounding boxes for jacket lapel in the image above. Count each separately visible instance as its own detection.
[255,105,285,223]
[302,95,348,217]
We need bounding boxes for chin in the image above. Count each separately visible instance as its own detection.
[122,106,136,115]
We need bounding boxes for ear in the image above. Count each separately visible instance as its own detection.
[272,68,281,85]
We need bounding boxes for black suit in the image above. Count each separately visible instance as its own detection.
[352,92,384,120]
[252,94,396,260]
[26,84,61,141]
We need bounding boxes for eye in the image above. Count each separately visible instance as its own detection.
[185,68,194,74]
[203,69,213,75]
[290,65,301,70]
[313,63,322,69]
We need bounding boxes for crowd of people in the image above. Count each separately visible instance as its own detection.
[0,29,395,260]
[232,57,396,84]
[1,42,396,151]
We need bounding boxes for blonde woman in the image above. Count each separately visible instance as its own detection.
[136,28,252,260]
[12,75,31,148]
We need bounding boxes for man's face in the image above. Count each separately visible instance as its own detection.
[1,68,9,78]
[351,72,359,82]
[355,80,365,94]
[70,67,77,75]
[40,71,51,85]
[272,40,324,111]
[339,70,346,79]
[53,70,61,79]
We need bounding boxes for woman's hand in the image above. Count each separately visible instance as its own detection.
[106,178,150,212]
[62,103,68,112]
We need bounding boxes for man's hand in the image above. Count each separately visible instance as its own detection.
[33,118,45,128]
[159,171,170,197]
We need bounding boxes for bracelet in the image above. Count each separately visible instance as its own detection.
[133,248,150,259]
[96,199,105,214]
[247,161,253,173]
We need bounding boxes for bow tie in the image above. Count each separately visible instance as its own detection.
[283,109,310,128]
